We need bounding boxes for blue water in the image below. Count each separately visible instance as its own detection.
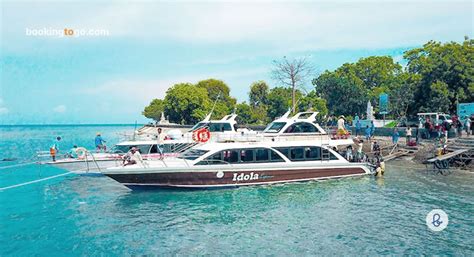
[1,125,473,256]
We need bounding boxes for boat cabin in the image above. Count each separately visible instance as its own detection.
[263,111,326,135]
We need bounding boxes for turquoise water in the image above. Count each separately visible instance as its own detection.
[1,125,473,256]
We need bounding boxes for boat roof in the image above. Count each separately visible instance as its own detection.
[193,140,333,152]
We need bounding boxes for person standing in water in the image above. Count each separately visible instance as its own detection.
[49,136,62,162]
[95,133,106,153]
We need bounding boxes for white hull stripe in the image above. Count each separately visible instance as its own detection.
[121,173,367,188]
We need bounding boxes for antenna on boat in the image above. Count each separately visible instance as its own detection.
[204,91,221,121]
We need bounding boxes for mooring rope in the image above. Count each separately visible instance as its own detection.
[0,171,75,191]
[0,161,39,170]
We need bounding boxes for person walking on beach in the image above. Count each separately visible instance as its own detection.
[95,133,107,153]
[464,116,471,137]
[49,136,62,162]
[355,119,361,136]
[392,128,400,144]
[424,118,431,139]
[406,126,412,145]
[365,125,371,141]
[370,121,375,139]
[456,119,463,137]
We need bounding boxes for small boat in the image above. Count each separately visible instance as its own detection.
[102,140,373,189]
[38,113,244,172]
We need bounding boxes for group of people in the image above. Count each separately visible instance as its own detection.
[48,133,108,161]
[452,115,472,137]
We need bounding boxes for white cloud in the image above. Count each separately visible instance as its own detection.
[2,1,472,52]
[71,1,474,49]
[53,105,67,113]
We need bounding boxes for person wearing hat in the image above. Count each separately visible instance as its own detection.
[123,146,143,166]
[337,115,346,136]
[95,133,107,153]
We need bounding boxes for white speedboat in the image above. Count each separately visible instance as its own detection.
[39,113,244,172]
[102,140,373,189]
[42,111,355,173]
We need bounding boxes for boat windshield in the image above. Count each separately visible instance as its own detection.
[190,122,233,132]
[178,149,209,160]
[264,122,287,133]
[190,122,207,131]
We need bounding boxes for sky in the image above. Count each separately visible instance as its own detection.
[0,0,472,124]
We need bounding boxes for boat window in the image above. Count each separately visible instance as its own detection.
[290,148,305,160]
[136,145,152,154]
[190,122,207,131]
[208,123,233,132]
[284,122,318,133]
[240,149,254,162]
[270,149,284,162]
[178,149,209,160]
[276,147,329,161]
[264,122,287,133]
[112,145,131,154]
[275,147,291,159]
[223,150,239,163]
[256,149,270,162]
[150,144,158,153]
[305,147,321,160]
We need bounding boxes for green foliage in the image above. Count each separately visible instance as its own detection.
[313,73,367,116]
[404,39,474,113]
[196,79,237,119]
[249,81,269,107]
[297,91,328,116]
[313,56,402,117]
[266,87,303,120]
[142,38,473,125]
[384,121,398,128]
[389,73,419,117]
[163,83,211,124]
[142,99,164,121]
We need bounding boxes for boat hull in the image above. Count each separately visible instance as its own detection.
[104,166,369,188]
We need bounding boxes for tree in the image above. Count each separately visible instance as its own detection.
[249,81,269,107]
[422,81,451,113]
[389,73,419,117]
[313,72,367,116]
[163,83,211,124]
[267,87,303,120]
[196,79,236,119]
[404,38,474,113]
[142,99,165,122]
[298,91,328,116]
[272,56,315,113]
[235,102,256,125]
[312,56,404,118]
